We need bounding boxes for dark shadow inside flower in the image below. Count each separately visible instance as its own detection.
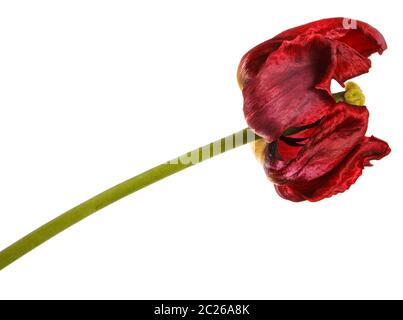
[270,120,321,162]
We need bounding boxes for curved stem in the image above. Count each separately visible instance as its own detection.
[332,91,345,103]
[0,128,260,270]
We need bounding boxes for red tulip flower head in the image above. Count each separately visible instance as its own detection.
[238,18,391,202]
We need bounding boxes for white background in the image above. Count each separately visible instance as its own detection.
[0,0,402,299]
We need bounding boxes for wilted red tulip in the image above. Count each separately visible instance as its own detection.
[238,18,391,201]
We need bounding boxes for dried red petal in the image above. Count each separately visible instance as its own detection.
[238,17,386,88]
[274,136,390,202]
[240,18,386,142]
[265,103,391,202]
[243,33,378,141]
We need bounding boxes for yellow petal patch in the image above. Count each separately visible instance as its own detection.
[251,139,268,164]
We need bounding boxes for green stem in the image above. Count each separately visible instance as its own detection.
[0,128,260,270]
[332,91,345,103]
